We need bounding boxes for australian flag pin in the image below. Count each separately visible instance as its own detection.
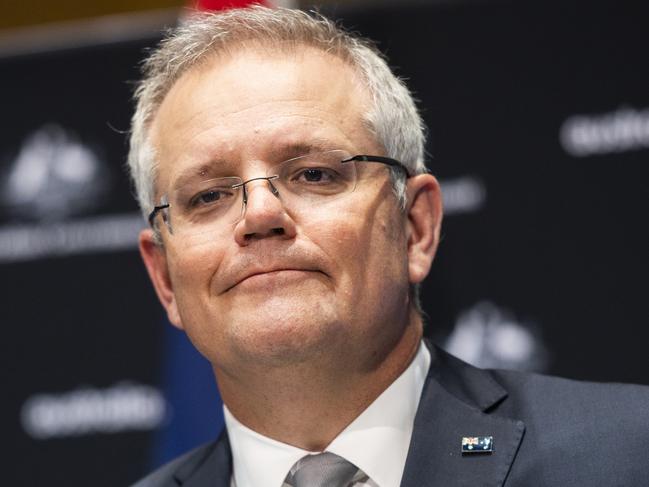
[461,436,494,453]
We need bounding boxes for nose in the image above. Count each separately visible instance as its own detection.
[234,178,297,246]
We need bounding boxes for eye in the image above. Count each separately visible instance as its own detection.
[300,168,331,182]
[294,167,338,184]
[198,190,221,204]
[188,188,234,208]
[273,151,355,195]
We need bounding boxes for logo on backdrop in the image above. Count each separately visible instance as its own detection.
[20,382,168,440]
[560,105,649,157]
[1,124,110,221]
[444,301,549,372]
[439,176,487,216]
[0,124,144,263]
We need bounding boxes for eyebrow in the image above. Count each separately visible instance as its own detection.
[169,139,339,191]
[170,163,227,192]
[274,140,334,160]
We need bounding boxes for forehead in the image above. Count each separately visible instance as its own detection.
[149,46,379,189]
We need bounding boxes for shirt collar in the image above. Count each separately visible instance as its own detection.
[224,340,431,487]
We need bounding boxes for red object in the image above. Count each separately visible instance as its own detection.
[193,0,268,11]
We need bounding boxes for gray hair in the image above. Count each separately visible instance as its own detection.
[127,6,427,219]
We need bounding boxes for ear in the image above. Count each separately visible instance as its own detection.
[405,174,443,284]
[139,229,183,329]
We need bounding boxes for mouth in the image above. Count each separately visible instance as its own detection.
[224,268,324,293]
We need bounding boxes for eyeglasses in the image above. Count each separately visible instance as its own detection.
[148,150,410,243]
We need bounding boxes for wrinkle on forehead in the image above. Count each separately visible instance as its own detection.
[149,46,376,194]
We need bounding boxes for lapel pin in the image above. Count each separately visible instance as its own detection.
[461,436,494,453]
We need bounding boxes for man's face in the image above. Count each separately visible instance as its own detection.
[142,47,439,376]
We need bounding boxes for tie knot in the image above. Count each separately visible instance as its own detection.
[285,452,359,487]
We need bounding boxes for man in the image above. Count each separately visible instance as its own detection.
[129,6,649,487]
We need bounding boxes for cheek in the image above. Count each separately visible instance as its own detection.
[305,200,407,299]
[166,243,231,360]
[368,216,409,286]
[168,244,225,313]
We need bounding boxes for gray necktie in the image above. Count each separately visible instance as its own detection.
[284,452,359,487]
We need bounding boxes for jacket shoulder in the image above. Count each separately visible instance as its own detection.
[491,367,649,417]
[130,442,217,487]
[428,344,649,484]
[488,368,649,485]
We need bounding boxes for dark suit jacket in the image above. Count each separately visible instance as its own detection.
[132,342,649,486]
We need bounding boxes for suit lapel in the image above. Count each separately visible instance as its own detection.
[175,430,232,487]
[400,344,525,487]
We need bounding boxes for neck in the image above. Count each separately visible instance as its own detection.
[215,311,423,451]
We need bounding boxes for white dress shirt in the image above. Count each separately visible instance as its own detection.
[224,340,431,487]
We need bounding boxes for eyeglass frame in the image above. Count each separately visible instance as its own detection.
[147,153,412,229]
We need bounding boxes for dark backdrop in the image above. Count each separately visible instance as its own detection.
[2,2,647,485]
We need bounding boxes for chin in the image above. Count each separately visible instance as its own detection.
[226,304,347,367]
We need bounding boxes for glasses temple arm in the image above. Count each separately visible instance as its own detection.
[341,155,412,177]
[148,204,170,227]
